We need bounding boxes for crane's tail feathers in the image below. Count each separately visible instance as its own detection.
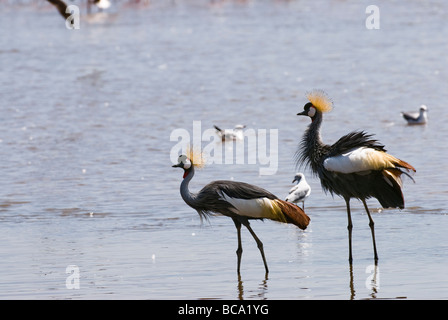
[394,158,416,173]
[377,169,407,208]
[275,199,310,230]
[388,158,416,186]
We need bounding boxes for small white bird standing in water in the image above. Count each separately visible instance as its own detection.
[214,124,246,141]
[401,105,428,125]
[285,173,311,210]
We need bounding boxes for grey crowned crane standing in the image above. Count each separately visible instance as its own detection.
[296,90,416,264]
[173,150,310,274]
[285,173,311,210]
[401,105,428,125]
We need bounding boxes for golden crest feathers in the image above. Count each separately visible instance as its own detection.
[186,145,206,169]
[306,89,333,113]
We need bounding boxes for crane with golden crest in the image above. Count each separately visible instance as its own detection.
[173,148,310,274]
[296,90,416,264]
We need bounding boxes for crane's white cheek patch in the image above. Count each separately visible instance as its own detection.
[183,161,191,169]
[308,107,316,117]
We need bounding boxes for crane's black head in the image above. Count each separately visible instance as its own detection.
[172,154,192,178]
[297,90,334,120]
[172,154,191,169]
[297,102,317,118]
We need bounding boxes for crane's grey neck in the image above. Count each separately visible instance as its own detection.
[307,112,324,146]
[180,166,198,208]
[297,112,326,173]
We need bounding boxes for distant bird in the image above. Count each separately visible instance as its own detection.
[173,149,310,274]
[285,173,311,210]
[93,0,111,9]
[47,0,71,19]
[214,124,246,141]
[401,105,428,125]
[296,90,416,264]
[48,0,110,21]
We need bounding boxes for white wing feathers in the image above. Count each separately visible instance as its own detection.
[286,184,310,203]
[217,191,273,219]
[323,147,398,174]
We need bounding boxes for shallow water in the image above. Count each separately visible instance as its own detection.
[0,0,447,299]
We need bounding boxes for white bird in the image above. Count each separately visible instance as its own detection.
[94,0,111,9]
[214,124,246,141]
[285,173,311,210]
[401,105,428,125]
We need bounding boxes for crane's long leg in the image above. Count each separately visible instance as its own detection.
[240,219,269,274]
[362,199,379,264]
[345,197,353,264]
[232,218,243,274]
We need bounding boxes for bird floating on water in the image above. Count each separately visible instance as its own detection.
[285,173,311,210]
[401,105,428,125]
[173,148,310,274]
[296,90,416,264]
[214,124,246,141]
[94,0,111,9]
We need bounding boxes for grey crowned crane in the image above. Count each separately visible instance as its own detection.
[285,173,311,210]
[296,90,416,264]
[401,105,428,125]
[173,149,310,274]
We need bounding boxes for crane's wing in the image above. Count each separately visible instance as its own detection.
[201,180,309,229]
[323,146,415,174]
[209,180,278,200]
[218,190,310,229]
[328,131,386,156]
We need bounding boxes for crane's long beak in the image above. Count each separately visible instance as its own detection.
[172,163,182,168]
[297,110,307,116]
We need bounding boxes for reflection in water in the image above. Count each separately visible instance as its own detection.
[1,0,447,299]
[237,274,269,300]
[349,264,355,300]
[366,264,380,299]
[237,274,244,300]
[348,263,380,300]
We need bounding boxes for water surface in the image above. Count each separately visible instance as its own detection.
[0,0,447,299]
